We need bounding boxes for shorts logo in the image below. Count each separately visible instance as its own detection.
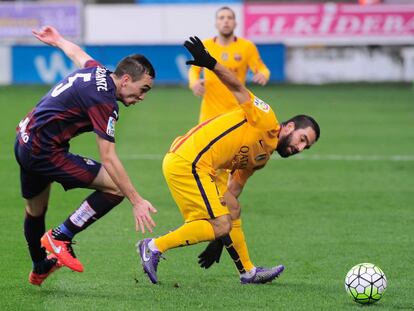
[106,116,116,137]
[83,158,95,165]
[254,97,270,113]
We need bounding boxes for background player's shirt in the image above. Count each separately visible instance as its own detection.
[16,60,118,155]
[170,92,280,186]
[188,37,270,122]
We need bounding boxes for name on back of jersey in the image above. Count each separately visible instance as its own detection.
[96,67,108,92]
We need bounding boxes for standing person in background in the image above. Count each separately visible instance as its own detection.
[188,7,273,282]
[16,26,157,286]
[189,6,270,123]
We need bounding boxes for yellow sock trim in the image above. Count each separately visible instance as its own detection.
[154,220,215,253]
[229,218,255,272]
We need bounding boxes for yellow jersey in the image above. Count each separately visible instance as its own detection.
[170,93,279,186]
[188,37,270,122]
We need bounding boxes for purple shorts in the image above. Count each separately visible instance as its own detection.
[14,141,101,199]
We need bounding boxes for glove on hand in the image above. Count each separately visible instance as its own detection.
[198,239,224,269]
[184,36,217,70]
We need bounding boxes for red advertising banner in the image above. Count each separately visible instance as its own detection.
[244,3,414,45]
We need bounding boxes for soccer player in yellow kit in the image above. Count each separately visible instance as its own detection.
[138,37,320,284]
[189,7,274,278]
[189,6,270,123]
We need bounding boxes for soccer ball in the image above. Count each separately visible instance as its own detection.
[344,263,387,304]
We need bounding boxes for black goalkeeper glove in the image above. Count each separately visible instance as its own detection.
[184,36,217,70]
[198,239,224,269]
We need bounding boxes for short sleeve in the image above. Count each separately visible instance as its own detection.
[87,103,118,143]
[240,92,279,131]
[247,43,270,79]
[84,59,102,68]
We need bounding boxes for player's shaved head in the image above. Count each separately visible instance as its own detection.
[114,54,155,82]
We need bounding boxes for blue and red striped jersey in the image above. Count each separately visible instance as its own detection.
[16,60,119,154]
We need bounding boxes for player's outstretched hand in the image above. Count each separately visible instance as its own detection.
[184,36,217,70]
[133,199,157,233]
[32,26,62,47]
[198,239,224,269]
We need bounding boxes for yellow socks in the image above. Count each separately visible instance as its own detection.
[228,218,254,272]
[154,219,215,253]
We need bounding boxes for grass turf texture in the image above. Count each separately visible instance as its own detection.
[0,84,413,310]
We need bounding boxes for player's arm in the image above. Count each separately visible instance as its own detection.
[184,36,250,105]
[248,43,270,86]
[188,65,205,97]
[225,177,244,220]
[96,136,157,233]
[32,25,92,68]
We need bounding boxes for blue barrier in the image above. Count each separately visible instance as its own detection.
[12,44,284,84]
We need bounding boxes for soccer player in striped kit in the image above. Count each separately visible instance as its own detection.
[15,26,157,285]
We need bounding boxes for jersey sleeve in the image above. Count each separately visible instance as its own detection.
[87,103,118,143]
[84,59,102,68]
[231,168,254,187]
[247,43,270,80]
[240,92,279,131]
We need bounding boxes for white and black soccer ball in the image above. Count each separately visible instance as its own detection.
[344,263,387,304]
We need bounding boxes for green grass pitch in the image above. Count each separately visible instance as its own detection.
[0,84,413,310]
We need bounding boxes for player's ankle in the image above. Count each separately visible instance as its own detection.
[240,267,256,279]
[51,226,72,241]
[148,239,160,253]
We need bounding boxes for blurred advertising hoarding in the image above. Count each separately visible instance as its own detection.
[11,44,284,84]
[0,2,82,41]
[244,3,414,45]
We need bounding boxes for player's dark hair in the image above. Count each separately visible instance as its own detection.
[283,115,320,141]
[114,54,155,81]
[216,6,236,19]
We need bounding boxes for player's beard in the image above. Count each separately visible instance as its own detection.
[276,132,294,158]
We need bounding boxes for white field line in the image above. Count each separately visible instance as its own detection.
[119,154,414,161]
[3,154,414,161]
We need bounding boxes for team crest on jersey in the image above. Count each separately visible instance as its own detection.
[106,116,116,137]
[233,53,242,61]
[221,52,229,61]
[255,154,267,162]
[254,97,270,112]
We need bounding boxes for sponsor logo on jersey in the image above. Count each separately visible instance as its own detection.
[254,97,270,112]
[221,52,229,61]
[106,116,116,137]
[234,53,242,61]
[232,145,250,169]
[18,117,30,143]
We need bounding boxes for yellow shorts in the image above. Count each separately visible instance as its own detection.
[162,152,229,222]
